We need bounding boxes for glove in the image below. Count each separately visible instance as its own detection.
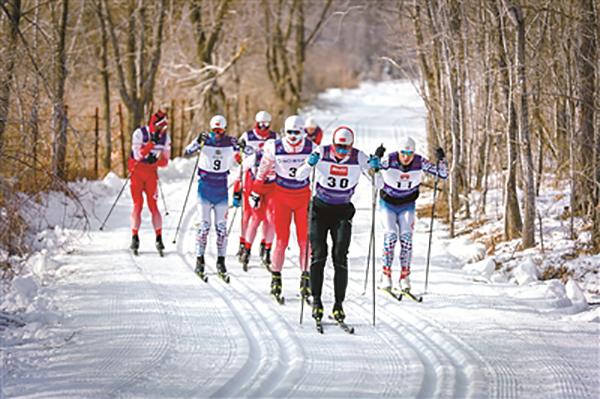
[368,155,381,170]
[435,147,445,161]
[375,144,386,158]
[237,138,247,150]
[232,191,242,208]
[150,131,161,144]
[249,192,261,209]
[234,152,242,165]
[196,132,208,145]
[307,152,320,167]
[146,153,158,164]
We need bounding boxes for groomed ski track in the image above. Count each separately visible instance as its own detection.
[3,82,598,398]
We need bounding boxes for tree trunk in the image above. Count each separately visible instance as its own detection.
[96,0,112,173]
[0,0,22,160]
[51,0,70,181]
[507,3,535,248]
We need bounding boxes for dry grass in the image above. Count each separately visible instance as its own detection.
[540,264,571,282]
[416,195,449,222]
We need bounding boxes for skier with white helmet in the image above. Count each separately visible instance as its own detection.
[253,115,318,303]
[304,116,323,145]
[233,110,278,270]
[297,126,381,325]
[374,136,448,293]
[183,114,240,282]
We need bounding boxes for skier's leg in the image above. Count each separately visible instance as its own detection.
[293,193,310,272]
[129,173,145,235]
[272,196,292,272]
[144,173,162,236]
[309,203,328,303]
[398,204,416,287]
[214,201,229,257]
[331,204,355,304]
[379,204,399,286]
[195,198,211,257]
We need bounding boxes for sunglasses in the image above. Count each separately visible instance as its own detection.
[258,122,270,129]
[335,144,352,150]
[286,129,302,135]
[213,128,225,134]
[400,150,414,156]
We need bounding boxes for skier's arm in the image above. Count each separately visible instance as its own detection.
[297,146,323,180]
[157,134,171,167]
[183,133,206,157]
[254,141,276,193]
[422,157,448,179]
[373,154,390,189]
[131,129,155,161]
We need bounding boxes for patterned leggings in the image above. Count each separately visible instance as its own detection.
[380,201,415,278]
[195,198,229,257]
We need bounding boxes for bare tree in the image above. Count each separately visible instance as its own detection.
[94,0,112,173]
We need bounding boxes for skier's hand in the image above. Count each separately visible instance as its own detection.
[368,155,381,171]
[375,144,386,158]
[307,151,320,167]
[146,153,158,164]
[150,131,161,144]
[237,138,247,150]
[435,147,445,162]
[232,191,242,208]
[249,192,261,208]
[196,132,208,145]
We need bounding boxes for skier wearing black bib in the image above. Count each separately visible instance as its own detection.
[298,126,380,323]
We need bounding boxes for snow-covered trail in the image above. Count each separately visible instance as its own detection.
[3,81,598,398]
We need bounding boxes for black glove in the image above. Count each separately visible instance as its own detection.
[237,138,247,150]
[150,132,161,144]
[435,147,445,161]
[146,153,158,164]
[375,144,386,158]
[196,132,208,145]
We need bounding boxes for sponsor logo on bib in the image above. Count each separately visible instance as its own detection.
[400,173,410,180]
[330,165,348,176]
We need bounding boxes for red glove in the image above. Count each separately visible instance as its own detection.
[140,141,155,157]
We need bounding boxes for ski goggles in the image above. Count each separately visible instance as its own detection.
[212,128,225,135]
[286,129,302,136]
[258,122,270,130]
[400,149,414,156]
[334,144,351,155]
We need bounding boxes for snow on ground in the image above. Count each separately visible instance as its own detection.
[2,81,599,398]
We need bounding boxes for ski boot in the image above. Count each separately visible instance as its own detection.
[240,246,250,272]
[270,272,284,304]
[332,302,346,323]
[380,266,392,290]
[236,242,245,262]
[155,235,165,257]
[259,241,266,260]
[399,268,411,292]
[195,256,208,282]
[312,298,324,321]
[130,234,140,256]
[299,271,311,304]
[217,256,230,283]
[262,246,272,272]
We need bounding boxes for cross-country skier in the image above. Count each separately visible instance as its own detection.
[298,126,380,323]
[183,115,239,282]
[374,136,447,292]
[234,111,278,270]
[304,116,323,145]
[253,115,317,303]
[129,110,171,256]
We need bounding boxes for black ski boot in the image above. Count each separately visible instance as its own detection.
[299,271,311,304]
[195,256,208,282]
[259,242,266,260]
[332,302,346,323]
[270,272,284,304]
[130,234,140,255]
[240,246,250,272]
[155,235,165,256]
[262,247,272,272]
[312,298,324,321]
[216,256,230,283]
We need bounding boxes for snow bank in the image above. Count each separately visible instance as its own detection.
[463,257,496,279]
[446,236,487,264]
[512,257,539,285]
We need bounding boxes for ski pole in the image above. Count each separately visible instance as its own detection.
[362,222,374,295]
[158,177,169,216]
[371,175,377,326]
[172,152,200,244]
[99,175,130,231]
[226,206,239,237]
[424,163,441,294]
[300,166,317,325]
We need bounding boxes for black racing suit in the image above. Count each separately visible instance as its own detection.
[309,197,356,305]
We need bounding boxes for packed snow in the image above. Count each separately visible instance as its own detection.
[1,81,599,398]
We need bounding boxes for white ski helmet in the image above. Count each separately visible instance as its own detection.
[283,115,305,145]
[398,136,416,152]
[255,110,272,124]
[304,116,318,129]
[210,114,227,131]
[332,126,354,157]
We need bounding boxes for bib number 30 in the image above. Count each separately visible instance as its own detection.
[327,177,349,188]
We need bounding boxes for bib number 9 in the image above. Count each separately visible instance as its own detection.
[213,159,221,171]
